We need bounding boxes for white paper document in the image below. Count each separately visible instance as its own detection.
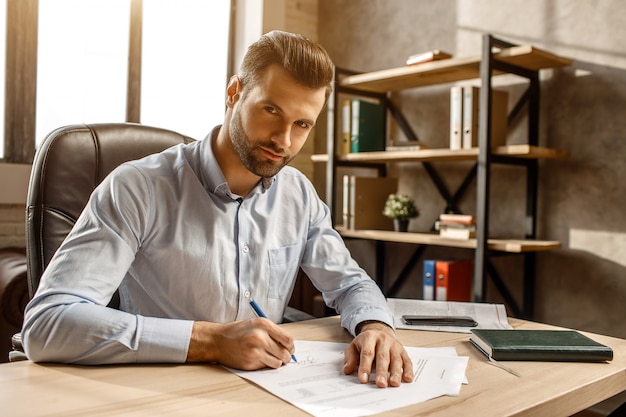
[388,298,513,333]
[228,340,468,417]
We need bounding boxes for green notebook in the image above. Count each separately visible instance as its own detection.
[470,329,613,362]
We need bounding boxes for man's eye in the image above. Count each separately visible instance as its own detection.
[265,106,278,114]
[295,121,310,129]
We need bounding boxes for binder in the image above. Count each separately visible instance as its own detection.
[435,259,473,302]
[449,86,463,150]
[342,174,351,227]
[422,259,436,301]
[340,99,351,155]
[350,99,385,153]
[462,86,509,149]
[345,176,397,230]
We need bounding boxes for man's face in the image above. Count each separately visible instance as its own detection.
[228,65,327,178]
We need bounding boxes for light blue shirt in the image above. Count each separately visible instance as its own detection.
[22,127,393,364]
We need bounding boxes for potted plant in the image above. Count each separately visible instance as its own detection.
[382,193,419,232]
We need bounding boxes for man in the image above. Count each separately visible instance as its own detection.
[22,31,413,388]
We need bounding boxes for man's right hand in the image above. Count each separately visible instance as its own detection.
[185,318,295,370]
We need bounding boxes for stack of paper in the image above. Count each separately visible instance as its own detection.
[229,340,468,417]
[388,298,513,333]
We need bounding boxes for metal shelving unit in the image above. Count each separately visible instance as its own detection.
[315,34,571,318]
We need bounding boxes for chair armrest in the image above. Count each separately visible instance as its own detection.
[9,332,27,361]
[0,248,28,362]
[0,248,28,328]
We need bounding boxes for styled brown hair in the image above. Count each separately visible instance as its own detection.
[238,30,334,101]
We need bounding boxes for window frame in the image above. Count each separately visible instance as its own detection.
[2,0,235,163]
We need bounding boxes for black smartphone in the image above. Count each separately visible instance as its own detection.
[402,315,478,327]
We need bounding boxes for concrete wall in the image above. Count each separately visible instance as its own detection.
[317,0,626,341]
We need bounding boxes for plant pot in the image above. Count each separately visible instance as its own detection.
[394,219,410,232]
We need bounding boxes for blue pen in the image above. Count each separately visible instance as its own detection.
[249,298,297,363]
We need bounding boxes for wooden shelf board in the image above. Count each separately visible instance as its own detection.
[496,45,573,71]
[311,145,569,163]
[492,144,570,159]
[336,227,561,253]
[341,56,484,92]
[311,154,329,163]
[339,147,478,163]
[340,45,572,93]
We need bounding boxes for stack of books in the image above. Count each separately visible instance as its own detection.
[435,213,476,239]
[405,49,452,66]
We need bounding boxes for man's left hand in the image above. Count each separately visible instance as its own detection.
[343,322,414,388]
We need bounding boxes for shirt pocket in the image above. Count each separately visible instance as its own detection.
[268,244,302,299]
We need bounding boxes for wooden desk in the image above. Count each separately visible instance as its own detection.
[2,316,625,417]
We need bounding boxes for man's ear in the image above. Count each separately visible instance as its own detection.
[226,75,241,107]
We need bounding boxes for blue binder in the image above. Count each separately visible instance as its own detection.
[423,259,436,301]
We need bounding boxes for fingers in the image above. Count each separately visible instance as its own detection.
[262,319,296,357]
[342,343,359,376]
[343,340,375,383]
[357,342,376,384]
[373,344,391,387]
[190,318,295,370]
[262,319,296,368]
[376,341,413,387]
[387,348,414,387]
[250,318,295,367]
[400,350,414,383]
[344,326,413,388]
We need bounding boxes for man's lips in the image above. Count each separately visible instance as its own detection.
[259,147,286,161]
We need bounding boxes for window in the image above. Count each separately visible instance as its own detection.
[2,0,232,161]
[141,0,231,140]
[36,0,131,144]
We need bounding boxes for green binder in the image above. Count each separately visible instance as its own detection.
[350,99,385,153]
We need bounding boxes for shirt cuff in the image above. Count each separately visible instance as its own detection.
[343,308,395,336]
[138,316,194,363]
[355,320,393,335]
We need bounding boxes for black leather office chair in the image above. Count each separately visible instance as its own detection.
[10,123,195,361]
[25,123,195,296]
[10,122,311,361]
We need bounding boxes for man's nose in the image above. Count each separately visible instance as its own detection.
[271,124,292,149]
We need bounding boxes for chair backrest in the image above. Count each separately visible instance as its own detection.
[25,123,195,298]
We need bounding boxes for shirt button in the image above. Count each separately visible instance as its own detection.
[243,245,249,253]
[244,290,251,299]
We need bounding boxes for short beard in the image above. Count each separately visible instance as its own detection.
[229,110,291,178]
